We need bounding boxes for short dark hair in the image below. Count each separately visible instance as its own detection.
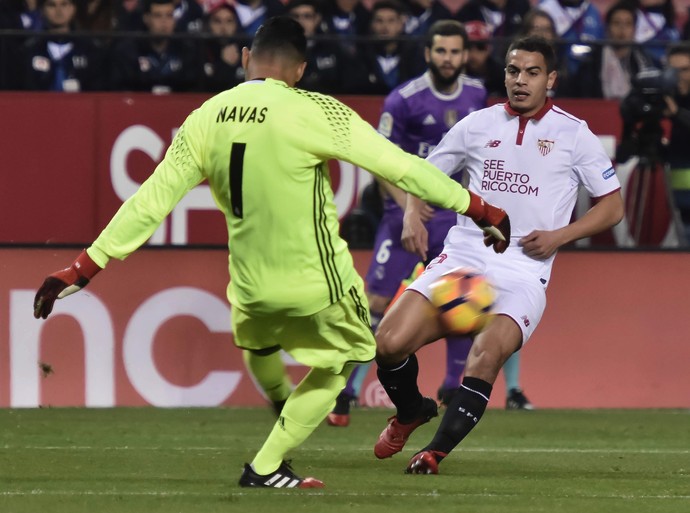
[520,8,556,38]
[252,16,307,63]
[39,0,75,7]
[286,0,322,15]
[143,0,174,13]
[605,0,637,27]
[506,36,557,73]
[666,43,690,61]
[371,0,405,17]
[425,20,468,50]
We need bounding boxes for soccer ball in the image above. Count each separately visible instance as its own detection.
[429,268,496,335]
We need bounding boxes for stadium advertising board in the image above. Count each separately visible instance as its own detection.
[2,248,690,409]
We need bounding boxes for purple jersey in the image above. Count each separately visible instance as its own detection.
[379,71,487,158]
[366,71,487,296]
[377,71,487,214]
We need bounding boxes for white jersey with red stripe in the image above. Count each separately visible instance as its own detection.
[426,98,621,280]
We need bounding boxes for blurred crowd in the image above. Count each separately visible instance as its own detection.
[0,0,689,95]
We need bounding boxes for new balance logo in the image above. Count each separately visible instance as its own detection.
[422,114,436,125]
[484,140,501,148]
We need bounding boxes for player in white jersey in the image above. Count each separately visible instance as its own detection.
[372,36,625,474]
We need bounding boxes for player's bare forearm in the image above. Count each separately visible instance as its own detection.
[520,191,624,259]
[379,177,435,221]
[560,191,624,244]
[377,178,408,210]
[404,192,434,221]
[402,195,429,260]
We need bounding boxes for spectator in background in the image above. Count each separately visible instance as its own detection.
[519,7,557,41]
[18,0,106,91]
[200,0,246,92]
[633,0,679,67]
[518,8,563,95]
[463,20,504,96]
[1,0,42,89]
[115,0,146,31]
[287,0,355,93]
[75,0,116,31]
[3,0,43,30]
[233,0,285,36]
[321,0,371,58]
[350,0,424,94]
[538,0,605,78]
[172,0,204,32]
[401,0,452,38]
[664,44,690,243]
[456,0,531,59]
[110,0,200,92]
[563,1,655,99]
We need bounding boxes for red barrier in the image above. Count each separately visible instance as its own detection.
[3,247,689,409]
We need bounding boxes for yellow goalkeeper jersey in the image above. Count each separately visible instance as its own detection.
[88,79,471,316]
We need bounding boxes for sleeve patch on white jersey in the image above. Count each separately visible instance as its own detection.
[378,112,393,138]
[602,167,615,179]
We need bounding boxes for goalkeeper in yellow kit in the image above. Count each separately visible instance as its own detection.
[33,16,510,488]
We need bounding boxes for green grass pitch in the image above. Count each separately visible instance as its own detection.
[1,407,688,513]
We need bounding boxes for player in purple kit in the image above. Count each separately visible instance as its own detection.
[327,20,487,427]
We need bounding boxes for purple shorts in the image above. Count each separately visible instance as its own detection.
[365,208,457,297]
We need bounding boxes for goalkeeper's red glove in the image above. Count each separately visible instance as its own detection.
[33,250,102,319]
[464,191,511,253]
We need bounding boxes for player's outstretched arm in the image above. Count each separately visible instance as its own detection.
[342,113,510,252]
[402,194,430,260]
[33,250,102,319]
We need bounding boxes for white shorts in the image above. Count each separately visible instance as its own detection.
[408,230,547,345]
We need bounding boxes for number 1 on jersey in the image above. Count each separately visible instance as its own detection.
[229,142,246,218]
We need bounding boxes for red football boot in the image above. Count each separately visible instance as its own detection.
[405,450,447,475]
[374,397,438,459]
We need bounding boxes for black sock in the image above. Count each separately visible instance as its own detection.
[271,399,286,417]
[332,393,351,415]
[424,376,493,457]
[376,354,423,422]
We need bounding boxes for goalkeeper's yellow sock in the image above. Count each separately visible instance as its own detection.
[251,365,353,475]
[242,350,292,404]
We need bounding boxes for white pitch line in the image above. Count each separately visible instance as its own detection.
[1,490,689,500]
[2,445,689,455]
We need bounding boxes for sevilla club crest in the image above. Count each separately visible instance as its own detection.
[537,139,554,156]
